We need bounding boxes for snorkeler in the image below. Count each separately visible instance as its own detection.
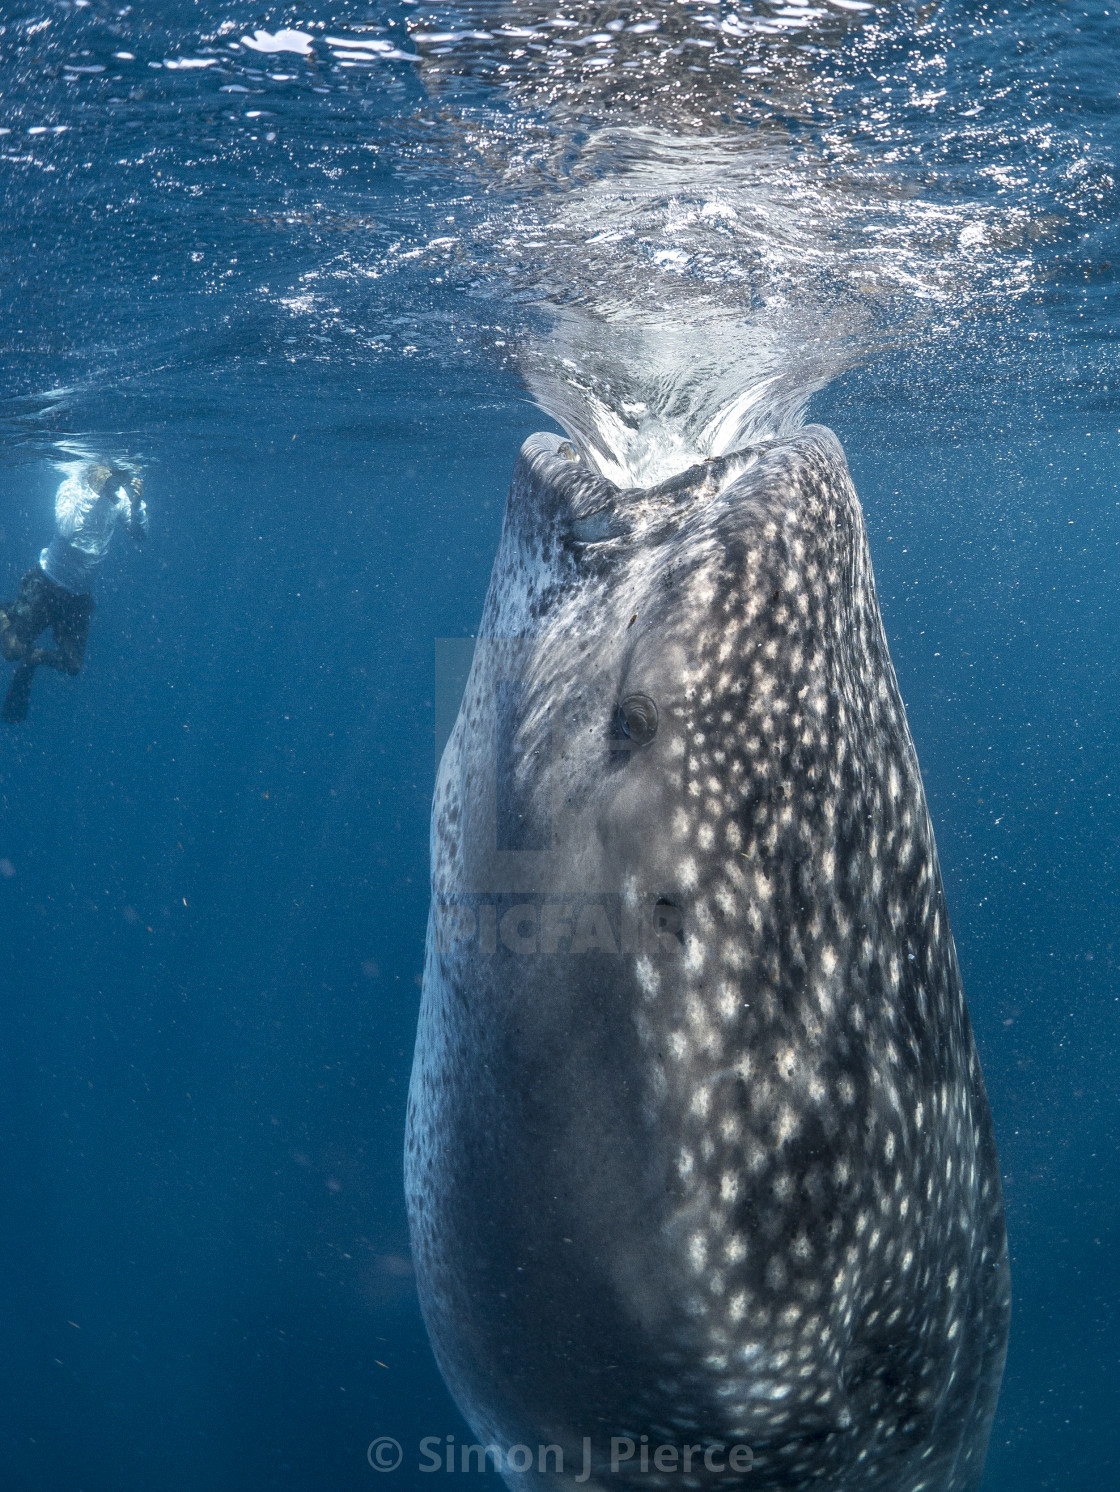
[0,461,148,723]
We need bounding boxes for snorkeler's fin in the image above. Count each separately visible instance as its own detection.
[2,662,36,724]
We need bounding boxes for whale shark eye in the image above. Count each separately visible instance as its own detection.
[619,693,658,745]
[654,899,684,945]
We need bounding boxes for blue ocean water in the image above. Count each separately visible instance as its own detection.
[0,1,1116,1489]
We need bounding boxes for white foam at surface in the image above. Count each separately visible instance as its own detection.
[326,37,396,52]
[240,29,314,56]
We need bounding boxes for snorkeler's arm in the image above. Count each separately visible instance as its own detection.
[52,476,88,540]
[127,477,149,543]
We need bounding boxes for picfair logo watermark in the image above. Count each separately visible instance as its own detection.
[367,1435,754,1479]
[432,894,685,960]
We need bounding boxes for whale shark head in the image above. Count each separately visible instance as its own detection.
[409,426,1009,1491]
[438,426,897,920]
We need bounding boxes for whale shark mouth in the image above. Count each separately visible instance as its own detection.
[522,431,765,548]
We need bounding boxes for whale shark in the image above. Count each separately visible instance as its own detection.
[406,425,1009,1490]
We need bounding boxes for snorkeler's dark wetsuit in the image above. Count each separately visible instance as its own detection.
[0,566,94,723]
[0,462,145,724]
